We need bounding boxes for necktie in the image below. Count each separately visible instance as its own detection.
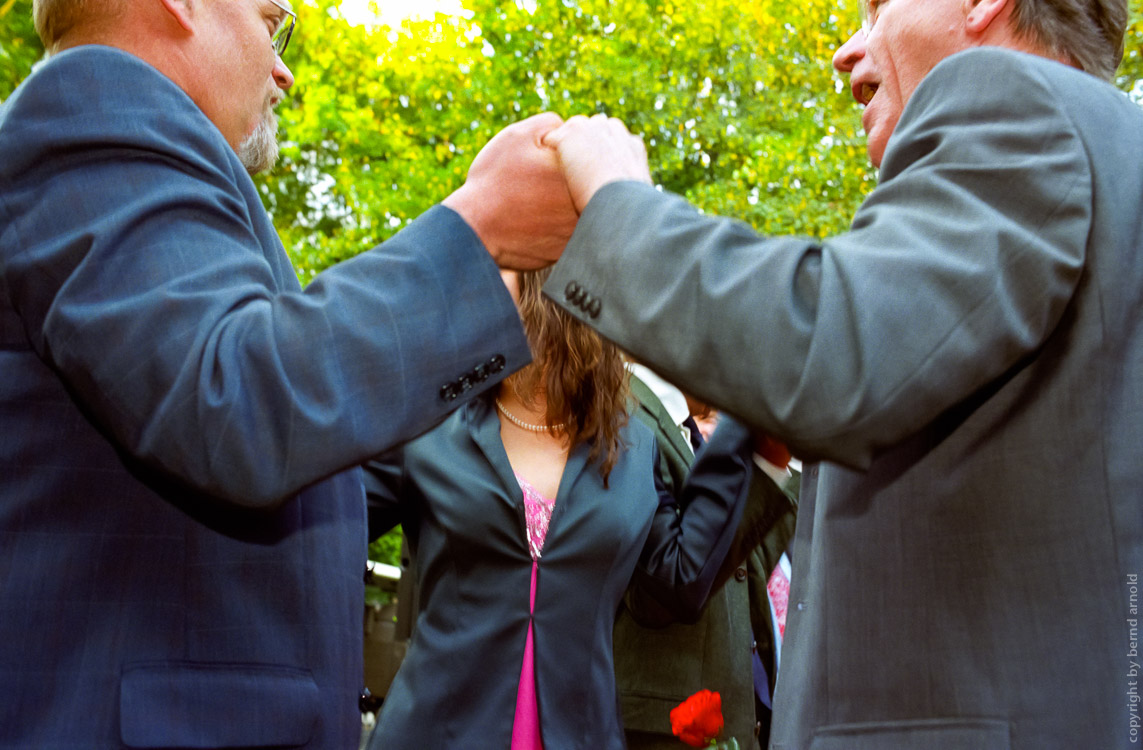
[681,416,704,453]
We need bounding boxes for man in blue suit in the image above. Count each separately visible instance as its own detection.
[0,0,576,747]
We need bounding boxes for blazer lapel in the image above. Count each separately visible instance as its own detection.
[466,398,523,511]
[545,438,591,545]
[629,375,691,466]
[465,395,593,548]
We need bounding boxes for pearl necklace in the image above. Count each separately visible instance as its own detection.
[495,398,565,432]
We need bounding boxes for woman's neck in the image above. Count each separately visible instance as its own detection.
[496,384,568,498]
[496,384,551,424]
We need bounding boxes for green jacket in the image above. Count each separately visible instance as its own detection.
[615,375,798,749]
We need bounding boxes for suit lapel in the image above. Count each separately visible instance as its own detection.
[629,375,691,466]
[466,398,524,512]
[465,396,592,547]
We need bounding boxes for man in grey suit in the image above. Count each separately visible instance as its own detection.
[0,0,574,746]
[540,0,1139,747]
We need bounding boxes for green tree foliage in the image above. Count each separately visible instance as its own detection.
[263,0,1142,286]
[265,0,881,283]
[0,0,43,101]
[1118,3,1143,101]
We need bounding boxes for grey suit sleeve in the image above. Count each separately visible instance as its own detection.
[546,50,1091,469]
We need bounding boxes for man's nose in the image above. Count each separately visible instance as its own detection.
[832,29,867,74]
[273,56,295,91]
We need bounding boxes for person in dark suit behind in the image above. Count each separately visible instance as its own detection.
[539,0,1140,748]
[362,268,758,749]
[615,365,797,749]
[0,0,578,747]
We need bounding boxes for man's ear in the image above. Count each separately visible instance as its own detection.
[964,0,1010,34]
[158,0,195,32]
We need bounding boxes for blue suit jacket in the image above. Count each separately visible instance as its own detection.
[0,47,530,748]
[363,398,755,749]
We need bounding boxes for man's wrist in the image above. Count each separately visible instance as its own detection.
[441,186,497,264]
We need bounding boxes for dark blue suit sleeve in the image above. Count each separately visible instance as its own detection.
[363,448,406,541]
[628,418,754,624]
[0,49,531,507]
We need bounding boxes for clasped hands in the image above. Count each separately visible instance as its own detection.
[442,113,652,271]
[455,115,795,470]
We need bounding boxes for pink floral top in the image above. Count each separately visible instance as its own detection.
[519,474,556,561]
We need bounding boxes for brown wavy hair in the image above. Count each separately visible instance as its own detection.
[504,267,629,484]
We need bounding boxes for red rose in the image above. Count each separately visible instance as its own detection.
[670,689,724,748]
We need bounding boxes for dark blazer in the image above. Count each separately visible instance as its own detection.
[615,374,796,749]
[362,397,755,749]
[547,49,1142,749]
[0,47,529,748]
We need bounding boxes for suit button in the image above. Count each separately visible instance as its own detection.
[439,383,458,401]
[734,567,747,582]
[751,639,757,652]
[360,688,381,713]
[754,721,762,737]
[564,281,580,301]
[489,354,506,373]
[588,298,602,318]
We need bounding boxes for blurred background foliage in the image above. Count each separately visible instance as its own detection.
[3,0,1142,563]
[262,0,884,283]
[6,0,1136,279]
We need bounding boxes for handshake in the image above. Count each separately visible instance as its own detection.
[442,113,653,271]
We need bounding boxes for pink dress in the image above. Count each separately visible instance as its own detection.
[510,474,555,750]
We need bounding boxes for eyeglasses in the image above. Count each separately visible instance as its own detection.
[267,0,297,57]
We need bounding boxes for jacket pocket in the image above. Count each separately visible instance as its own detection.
[809,718,1011,750]
[120,662,319,748]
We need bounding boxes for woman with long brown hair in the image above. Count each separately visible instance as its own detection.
[364,267,755,750]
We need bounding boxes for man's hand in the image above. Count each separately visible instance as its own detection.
[541,113,652,213]
[443,113,579,270]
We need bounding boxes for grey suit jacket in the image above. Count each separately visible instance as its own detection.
[547,48,1142,749]
[0,46,529,748]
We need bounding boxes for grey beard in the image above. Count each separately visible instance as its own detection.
[238,106,280,175]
